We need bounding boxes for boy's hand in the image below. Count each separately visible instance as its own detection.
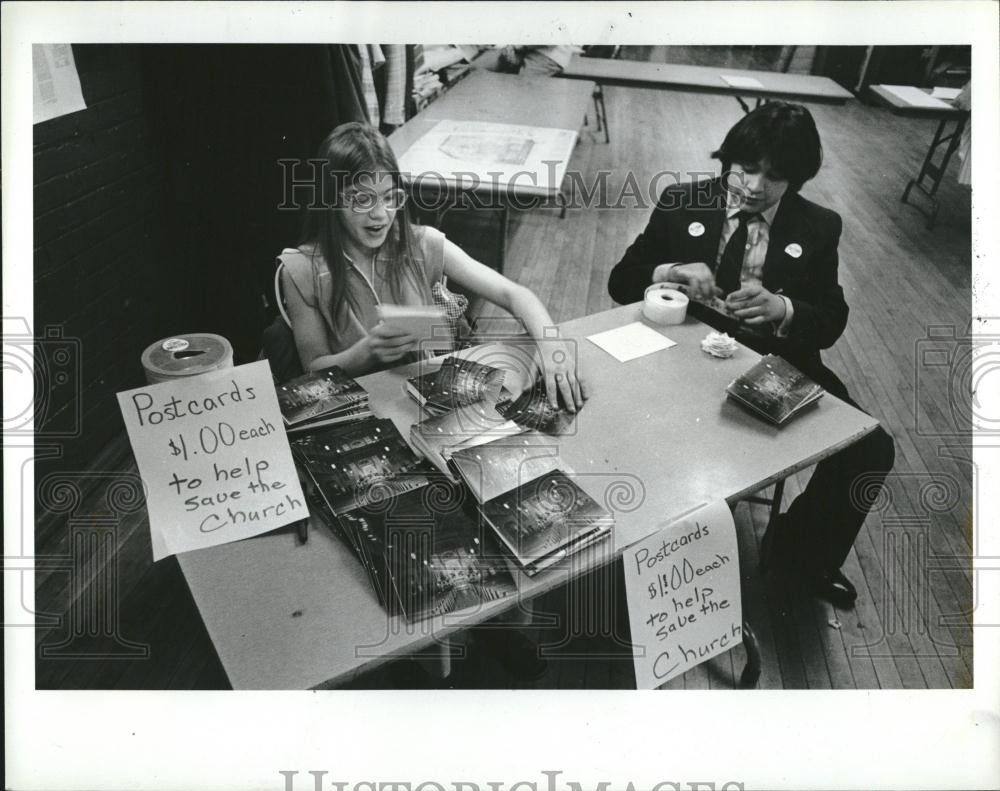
[663,262,722,303]
[726,284,787,324]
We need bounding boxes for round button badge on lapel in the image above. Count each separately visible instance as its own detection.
[785,243,803,258]
[688,222,705,237]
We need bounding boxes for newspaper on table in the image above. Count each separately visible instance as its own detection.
[397,119,578,194]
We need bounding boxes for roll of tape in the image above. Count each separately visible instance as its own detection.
[642,283,689,325]
[141,333,234,385]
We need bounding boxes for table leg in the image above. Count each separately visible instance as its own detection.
[739,620,761,688]
[555,191,568,220]
[735,482,782,688]
[414,636,454,679]
[735,95,752,114]
[900,114,968,229]
[497,201,509,274]
[918,118,949,185]
[901,178,915,204]
[596,84,610,144]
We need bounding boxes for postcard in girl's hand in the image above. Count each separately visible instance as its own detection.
[377,303,449,343]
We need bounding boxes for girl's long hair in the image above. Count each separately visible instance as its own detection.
[299,122,426,324]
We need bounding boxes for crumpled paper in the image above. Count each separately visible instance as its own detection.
[700,331,739,358]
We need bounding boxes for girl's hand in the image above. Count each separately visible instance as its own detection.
[365,322,417,365]
[537,340,588,412]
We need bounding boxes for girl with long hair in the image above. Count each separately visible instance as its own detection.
[280,122,586,411]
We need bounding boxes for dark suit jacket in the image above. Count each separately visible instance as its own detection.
[608,177,850,394]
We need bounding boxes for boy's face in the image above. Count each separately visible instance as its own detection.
[727,158,790,214]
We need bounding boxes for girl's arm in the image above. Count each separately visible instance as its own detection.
[281,269,415,375]
[441,238,587,410]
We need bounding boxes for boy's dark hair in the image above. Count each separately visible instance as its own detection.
[711,102,823,192]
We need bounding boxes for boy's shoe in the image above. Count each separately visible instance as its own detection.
[806,568,858,609]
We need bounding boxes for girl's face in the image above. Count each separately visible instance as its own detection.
[337,173,402,258]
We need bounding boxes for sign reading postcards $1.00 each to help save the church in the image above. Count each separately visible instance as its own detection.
[117,361,307,560]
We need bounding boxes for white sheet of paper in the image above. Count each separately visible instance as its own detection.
[117,361,307,561]
[33,44,87,124]
[931,86,962,101]
[420,45,468,73]
[880,84,953,109]
[587,322,676,362]
[397,119,578,193]
[623,500,743,689]
[720,74,765,90]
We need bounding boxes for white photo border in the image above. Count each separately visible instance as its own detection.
[4,2,998,790]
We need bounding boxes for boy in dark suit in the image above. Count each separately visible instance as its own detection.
[608,102,894,608]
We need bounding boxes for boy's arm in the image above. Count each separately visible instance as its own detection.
[608,186,680,304]
[780,213,850,352]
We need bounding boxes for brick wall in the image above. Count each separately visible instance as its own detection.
[32,45,364,528]
[33,45,183,515]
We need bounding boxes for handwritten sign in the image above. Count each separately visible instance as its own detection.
[117,361,306,560]
[623,500,742,688]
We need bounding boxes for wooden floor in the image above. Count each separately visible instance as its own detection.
[35,53,973,690]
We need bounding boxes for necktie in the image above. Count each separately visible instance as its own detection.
[715,211,757,296]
